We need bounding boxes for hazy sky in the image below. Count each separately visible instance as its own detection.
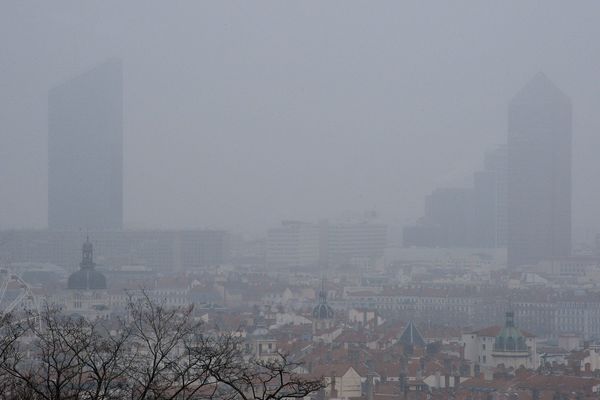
[1,1,600,237]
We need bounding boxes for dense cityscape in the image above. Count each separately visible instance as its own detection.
[2,2,600,399]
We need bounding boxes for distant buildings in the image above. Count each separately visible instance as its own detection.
[507,73,572,268]
[462,311,538,370]
[471,146,507,248]
[1,229,230,271]
[48,59,123,230]
[403,146,507,248]
[425,188,472,247]
[405,73,572,262]
[266,221,320,269]
[266,220,387,269]
[325,221,388,268]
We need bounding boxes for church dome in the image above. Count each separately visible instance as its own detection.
[67,237,107,290]
[493,311,527,352]
[312,281,334,320]
[312,302,334,320]
[68,269,107,290]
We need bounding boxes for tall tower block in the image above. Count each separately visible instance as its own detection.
[48,59,123,230]
[507,73,571,267]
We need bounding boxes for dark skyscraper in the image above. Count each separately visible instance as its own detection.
[48,59,123,230]
[507,73,571,268]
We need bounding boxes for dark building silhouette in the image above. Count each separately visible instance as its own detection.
[403,146,506,249]
[48,59,123,230]
[312,278,334,333]
[470,146,507,248]
[403,188,471,247]
[507,73,572,267]
[67,237,107,290]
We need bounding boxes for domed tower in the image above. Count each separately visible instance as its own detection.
[312,278,334,334]
[492,311,533,369]
[67,237,107,290]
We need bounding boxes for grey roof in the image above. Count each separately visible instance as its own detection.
[398,321,426,347]
[68,268,107,290]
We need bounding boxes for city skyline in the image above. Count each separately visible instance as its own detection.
[2,2,600,236]
[2,4,600,398]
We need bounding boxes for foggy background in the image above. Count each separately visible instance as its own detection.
[1,1,599,238]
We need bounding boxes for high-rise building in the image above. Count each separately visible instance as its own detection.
[48,59,123,230]
[507,73,572,267]
[324,221,387,267]
[403,147,506,249]
[266,220,387,269]
[425,188,472,247]
[266,221,320,269]
[470,146,507,248]
[403,188,472,248]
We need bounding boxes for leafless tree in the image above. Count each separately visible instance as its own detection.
[75,319,133,400]
[0,291,323,400]
[124,290,217,400]
[206,339,323,400]
[1,305,93,399]
[0,312,29,399]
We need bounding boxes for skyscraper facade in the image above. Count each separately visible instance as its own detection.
[507,73,572,267]
[48,59,123,230]
[471,146,507,248]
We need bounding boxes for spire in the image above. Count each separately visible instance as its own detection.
[80,237,95,270]
[318,275,327,304]
[506,293,515,327]
[312,275,334,320]
[505,311,515,328]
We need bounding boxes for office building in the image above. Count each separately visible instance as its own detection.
[48,59,123,230]
[1,229,230,271]
[266,220,387,269]
[507,73,572,267]
[266,221,320,269]
[404,146,506,249]
[471,146,507,248]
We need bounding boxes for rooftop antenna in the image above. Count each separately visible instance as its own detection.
[506,290,515,327]
[318,273,327,303]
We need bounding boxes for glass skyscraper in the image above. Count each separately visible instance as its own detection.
[507,73,571,267]
[48,59,123,230]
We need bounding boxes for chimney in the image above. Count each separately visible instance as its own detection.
[483,368,493,381]
[443,358,451,371]
[366,370,375,400]
[330,373,337,397]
